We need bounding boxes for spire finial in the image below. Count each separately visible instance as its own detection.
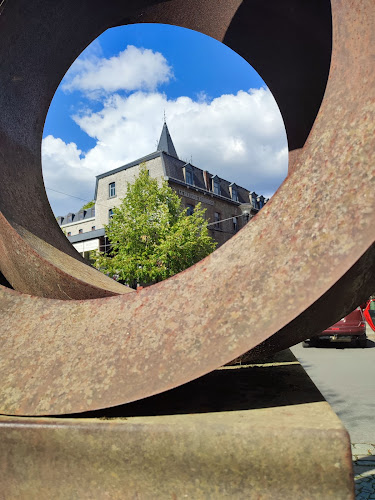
[163,109,166,123]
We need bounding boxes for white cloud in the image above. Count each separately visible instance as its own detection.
[42,136,96,215]
[43,87,288,215]
[62,45,173,96]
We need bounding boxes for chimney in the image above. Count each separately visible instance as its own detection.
[203,171,211,191]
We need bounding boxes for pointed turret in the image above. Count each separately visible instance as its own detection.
[157,120,178,159]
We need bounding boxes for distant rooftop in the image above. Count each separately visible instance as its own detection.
[57,206,95,226]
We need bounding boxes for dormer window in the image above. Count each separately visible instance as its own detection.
[213,176,221,195]
[109,182,116,198]
[184,164,194,185]
[250,192,258,209]
[230,183,239,202]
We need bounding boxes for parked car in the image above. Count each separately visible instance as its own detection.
[303,307,367,348]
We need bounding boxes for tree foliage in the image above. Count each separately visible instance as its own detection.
[95,165,217,287]
[81,200,95,210]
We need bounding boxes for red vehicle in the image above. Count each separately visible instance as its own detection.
[303,307,367,348]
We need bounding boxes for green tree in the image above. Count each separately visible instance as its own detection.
[81,200,95,210]
[95,165,216,288]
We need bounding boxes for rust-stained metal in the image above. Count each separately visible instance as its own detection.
[0,0,374,415]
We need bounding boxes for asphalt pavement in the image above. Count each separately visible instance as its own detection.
[290,328,375,443]
[290,327,375,499]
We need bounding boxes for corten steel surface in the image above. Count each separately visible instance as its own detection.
[0,0,374,415]
[0,351,355,499]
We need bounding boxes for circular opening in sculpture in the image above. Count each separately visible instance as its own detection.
[42,24,288,288]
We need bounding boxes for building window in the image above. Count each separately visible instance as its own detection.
[231,186,239,202]
[186,204,194,216]
[186,169,193,185]
[109,182,116,198]
[252,193,258,209]
[109,208,114,220]
[67,231,71,237]
[233,216,238,233]
[214,212,221,229]
[214,179,220,195]
[91,226,95,231]
[79,229,83,234]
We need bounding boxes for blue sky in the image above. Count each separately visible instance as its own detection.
[42,24,287,215]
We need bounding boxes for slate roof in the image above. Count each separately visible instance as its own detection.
[58,206,95,226]
[157,121,178,158]
[161,152,251,204]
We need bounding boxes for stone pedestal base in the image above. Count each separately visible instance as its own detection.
[0,350,354,499]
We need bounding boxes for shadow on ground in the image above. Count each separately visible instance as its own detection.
[354,456,375,476]
[305,339,375,350]
[53,350,325,419]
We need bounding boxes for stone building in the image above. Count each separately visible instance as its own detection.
[57,122,268,260]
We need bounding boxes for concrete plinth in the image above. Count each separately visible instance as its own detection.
[0,350,354,499]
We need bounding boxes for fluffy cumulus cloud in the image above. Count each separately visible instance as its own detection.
[62,45,173,96]
[42,136,98,216]
[43,45,288,216]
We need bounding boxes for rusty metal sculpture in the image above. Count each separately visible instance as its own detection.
[0,0,374,416]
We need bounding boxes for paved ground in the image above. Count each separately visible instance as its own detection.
[352,444,375,500]
[291,327,375,499]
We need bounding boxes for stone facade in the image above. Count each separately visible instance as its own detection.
[171,183,245,247]
[95,155,165,230]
